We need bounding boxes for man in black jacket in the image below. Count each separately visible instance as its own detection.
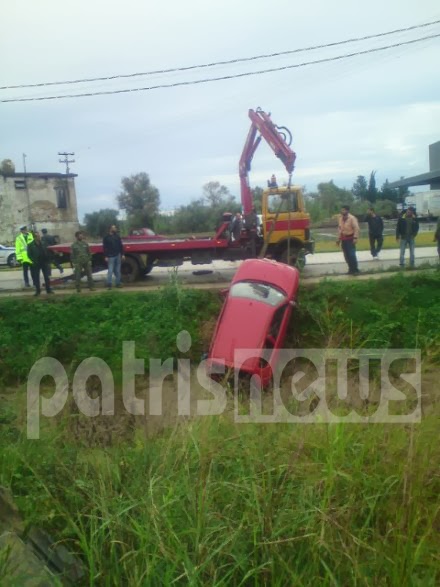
[41,228,64,275]
[103,225,125,289]
[27,231,54,296]
[396,207,419,268]
[366,208,384,259]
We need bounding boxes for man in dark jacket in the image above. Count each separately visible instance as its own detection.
[396,207,419,268]
[366,208,384,259]
[230,213,243,242]
[27,231,54,296]
[41,228,64,275]
[103,225,125,289]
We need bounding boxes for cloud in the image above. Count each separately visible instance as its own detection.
[2,0,439,218]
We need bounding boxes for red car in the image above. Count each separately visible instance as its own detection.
[207,258,300,387]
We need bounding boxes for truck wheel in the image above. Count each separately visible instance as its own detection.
[144,262,154,275]
[280,247,306,269]
[121,256,140,283]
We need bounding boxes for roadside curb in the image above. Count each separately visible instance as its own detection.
[0,266,437,299]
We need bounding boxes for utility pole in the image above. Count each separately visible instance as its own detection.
[58,151,75,211]
[58,152,75,174]
[22,153,34,230]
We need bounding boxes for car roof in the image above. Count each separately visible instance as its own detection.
[232,258,299,298]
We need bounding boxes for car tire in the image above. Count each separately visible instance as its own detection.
[7,254,18,268]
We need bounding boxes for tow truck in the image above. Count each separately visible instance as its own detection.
[49,108,314,283]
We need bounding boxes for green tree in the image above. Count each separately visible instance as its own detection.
[318,181,353,217]
[379,179,399,203]
[0,159,15,176]
[83,209,120,237]
[352,175,368,200]
[172,182,240,234]
[374,199,396,219]
[202,181,231,206]
[251,186,264,212]
[117,173,160,229]
[366,170,378,203]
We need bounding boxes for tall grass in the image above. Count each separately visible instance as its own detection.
[1,415,439,585]
[1,273,439,585]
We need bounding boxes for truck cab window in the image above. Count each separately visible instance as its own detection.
[267,192,298,214]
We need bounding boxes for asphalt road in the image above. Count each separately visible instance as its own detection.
[0,247,438,298]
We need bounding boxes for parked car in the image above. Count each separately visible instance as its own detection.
[207,258,300,387]
[0,245,18,267]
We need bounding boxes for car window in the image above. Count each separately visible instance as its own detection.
[229,281,287,307]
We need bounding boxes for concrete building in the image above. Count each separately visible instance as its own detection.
[0,172,80,244]
[390,141,440,190]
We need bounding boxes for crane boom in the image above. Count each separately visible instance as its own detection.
[239,108,297,216]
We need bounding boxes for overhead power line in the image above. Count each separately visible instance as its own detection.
[2,33,438,104]
[1,18,439,91]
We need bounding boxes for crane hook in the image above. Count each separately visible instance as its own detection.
[275,125,293,146]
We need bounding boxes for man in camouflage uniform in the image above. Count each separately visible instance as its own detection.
[41,228,64,275]
[71,231,95,292]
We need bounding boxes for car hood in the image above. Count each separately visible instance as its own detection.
[209,298,274,364]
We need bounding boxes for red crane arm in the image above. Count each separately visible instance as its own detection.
[239,108,296,215]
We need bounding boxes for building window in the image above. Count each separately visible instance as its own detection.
[56,187,67,209]
[14,180,26,190]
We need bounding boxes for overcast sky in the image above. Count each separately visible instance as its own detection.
[2,0,439,221]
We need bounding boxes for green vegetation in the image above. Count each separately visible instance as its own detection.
[1,273,439,585]
[314,231,437,253]
[0,284,218,385]
[81,170,411,236]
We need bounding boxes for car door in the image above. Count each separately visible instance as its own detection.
[0,246,7,265]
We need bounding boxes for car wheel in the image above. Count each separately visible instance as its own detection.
[7,254,18,267]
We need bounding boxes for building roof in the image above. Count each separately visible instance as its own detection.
[1,172,77,179]
[389,169,440,188]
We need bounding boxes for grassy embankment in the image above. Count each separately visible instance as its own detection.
[0,272,439,585]
[314,231,437,254]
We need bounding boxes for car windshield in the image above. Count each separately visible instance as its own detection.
[229,281,287,307]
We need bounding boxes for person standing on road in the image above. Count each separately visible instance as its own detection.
[230,213,243,242]
[337,205,360,275]
[15,225,34,287]
[27,231,54,296]
[245,206,260,256]
[396,207,419,268]
[366,208,384,259]
[71,231,95,292]
[103,225,125,289]
[41,228,64,275]
[434,217,440,260]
